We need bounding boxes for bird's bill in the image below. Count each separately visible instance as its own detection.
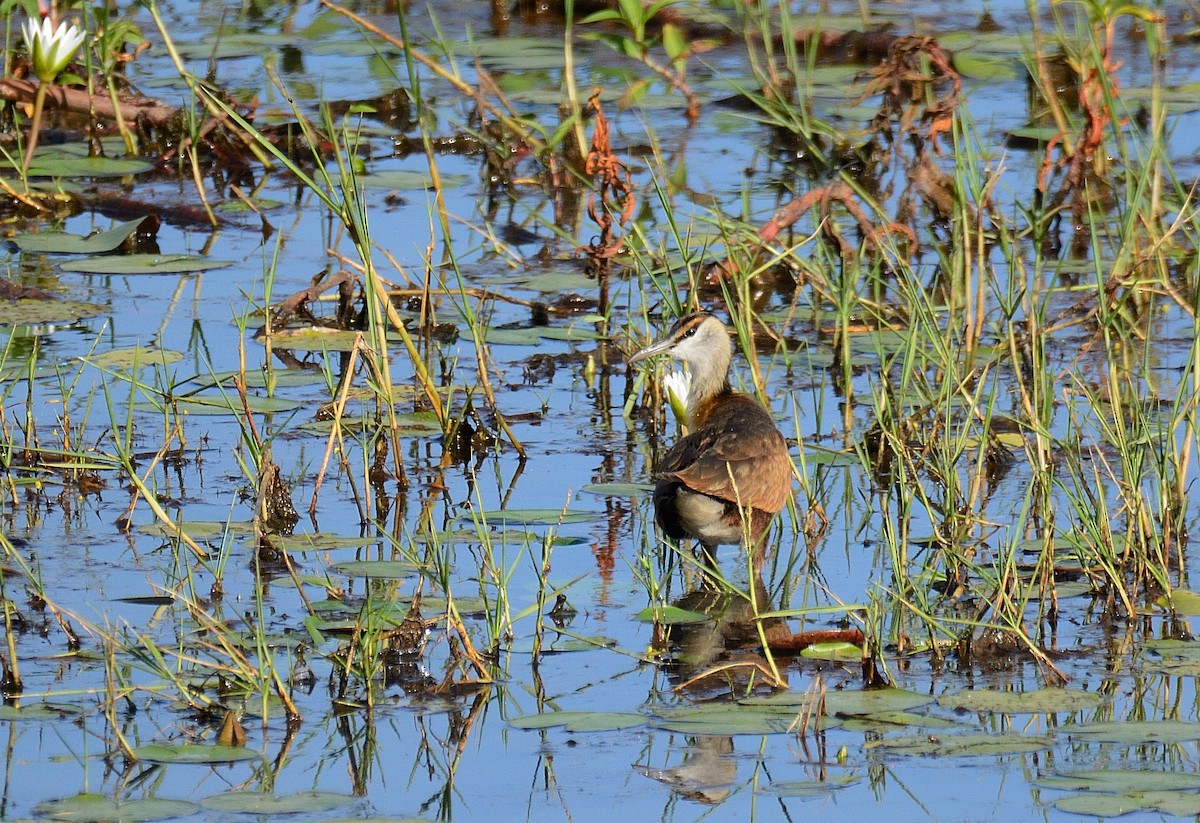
[627,334,675,365]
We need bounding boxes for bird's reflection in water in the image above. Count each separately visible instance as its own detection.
[633,736,736,804]
[634,572,792,805]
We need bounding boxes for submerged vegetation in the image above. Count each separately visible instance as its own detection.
[1,0,1200,818]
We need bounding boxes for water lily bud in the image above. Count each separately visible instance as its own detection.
[22,17,86,84]
[662,368,690,424]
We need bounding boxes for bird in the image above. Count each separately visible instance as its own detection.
[628,312,792,567]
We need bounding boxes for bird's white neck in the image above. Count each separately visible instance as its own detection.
[685,338,732,428]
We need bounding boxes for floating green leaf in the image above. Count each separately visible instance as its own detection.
[512,633,617,653]
[634,605,712,625]
[200,791,355,814]
[1155,589,1200,615]
[414,528,587,546]
[33,793,198,821]
[269,533,382,552]
[298,411,442,436]
[138,520,254,540]
[1038,770,1200,793]
[953,52,1019,81]
[800,642,862,661]
[362,169,470,190]
[0,297,106,326]
[153,394,302,415]
[60,254,235,275]
[257,326,406,351]
[1144,791,1200,816]
[1053,793,1147,817]
[195,368,328,390]
[0,702,82,721]
[10,217,151,254]
[767,775,862,796]
[509,711,645,732]
[469,508,601,525]
[580,482,654,496]
[742,687,933,716]
[333,560,423,579]
[1142,638,1200,675]
[799,447,860,467]
[650,705,842,736]
[840,711,961,732]
[481,324,604,345]
[87,347,184,369]
[938,687,1102,714]
[19,150,155,178]
[866,732,1050,757]
[1064,720,1200,744]
[132,744,260,764]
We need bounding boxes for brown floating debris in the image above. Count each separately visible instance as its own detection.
[765,628,865,655]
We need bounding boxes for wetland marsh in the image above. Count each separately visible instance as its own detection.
[3,0,1200,820]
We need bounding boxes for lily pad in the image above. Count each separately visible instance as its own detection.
[1048,787,1200,818]
[269,533,382,552]
[800,641,862,661]
[953,52,1020,82]
[152,394,302,415]
[649,705,843,736]
[1053,793,1148,817]
[1037,770,1200,793]
[0,297,106,326]
[197,368,328,389]
[767,775,862,796]
[333,559,423,579]
[1155,589,1200,615]
[298,411,443,436]
[513,633,618,653]
[258,326,407,352]
[0,702,82,721]
[938,687,1102,714]
[87,347,184,369]
[866,732,1051,757]
[1141,639,1200,675]
[33,793,198,821]
[138,520,254,540]
[20,151,156,179]
[481,324,603,346]
[508,711,645,732]
[200,791,355,814]
[362,169,470,190]
[1064,720,1200,745]
[742,687,933,716]
[469,508,601,526]
[415,528,587,547]
[60,253,235,275]
[132,743,260,764]
[1143,791,1200,816]
[10,217,151,254]
[840,711,961,732]
[580,482,655,496]
[634,605,712,625]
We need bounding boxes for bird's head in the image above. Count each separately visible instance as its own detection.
[627,312,731,370]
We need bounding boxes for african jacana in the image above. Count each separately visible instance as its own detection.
[629,312,792,566]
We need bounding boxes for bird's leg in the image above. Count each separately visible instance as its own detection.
[696,541,721,573]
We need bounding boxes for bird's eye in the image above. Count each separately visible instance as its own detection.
[681,326,697,339]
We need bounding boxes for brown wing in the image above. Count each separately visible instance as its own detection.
[657,394,792,515]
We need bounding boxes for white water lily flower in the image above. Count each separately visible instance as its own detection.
[22,17,86,83]
[662,367,691,424]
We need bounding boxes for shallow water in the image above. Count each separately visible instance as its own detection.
[5,0,1200,821]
